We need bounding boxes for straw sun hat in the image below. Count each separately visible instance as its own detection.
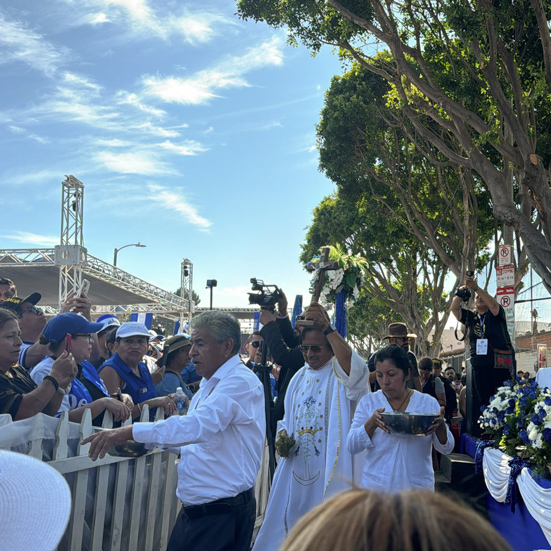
[0,450,71,550]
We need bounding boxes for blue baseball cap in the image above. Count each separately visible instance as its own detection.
[95,314,120,332]
[42,313,103,345]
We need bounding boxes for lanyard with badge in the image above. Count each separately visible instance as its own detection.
[476,313,488,355]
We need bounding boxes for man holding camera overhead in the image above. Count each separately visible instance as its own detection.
[451,272,514,430]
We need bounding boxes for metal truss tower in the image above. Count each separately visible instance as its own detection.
[55,175,86,308]
[180,259,194,327]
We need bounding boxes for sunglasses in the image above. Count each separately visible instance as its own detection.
[299,344,327,353]
[251,341,262,348]
[18,305,42,317]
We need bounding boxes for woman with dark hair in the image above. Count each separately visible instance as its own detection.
[155,334,193,399]
[31,313,132,424]
[347,344,454,492]
[0,310,76,420]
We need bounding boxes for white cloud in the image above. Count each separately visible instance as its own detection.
[90,12,110,24]
[133,122,181,138]
[157,139,207,156]
[29,134,49,144]
[63,72,102,94]
[94,138,133,147]
[0,11,69,77]
[260,121,283,131]
[95,150,172,175]
[8,126,25,134]
[141,75,220,105]
[66,1,234,44]
[116,91,166,118]
[147,184,212,230]
[0,231,59,247]
[141,36,285,105]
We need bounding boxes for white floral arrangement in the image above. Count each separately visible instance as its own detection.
[479,384,517,435]
[526,389,551,451]
[309,246,367,308]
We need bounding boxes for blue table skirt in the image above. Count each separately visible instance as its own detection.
[460,433,478,458]
[460,433,551,550]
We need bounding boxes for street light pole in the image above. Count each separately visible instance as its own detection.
[113,242,147,267]
[206,280,217,310]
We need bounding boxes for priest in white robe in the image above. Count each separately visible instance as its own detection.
[253,303,369,551]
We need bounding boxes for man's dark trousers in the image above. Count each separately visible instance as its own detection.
[167,488,256,551]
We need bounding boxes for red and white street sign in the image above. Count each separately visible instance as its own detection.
[496,264,515,287]
[496,286,515,311]
[498,244,512,266]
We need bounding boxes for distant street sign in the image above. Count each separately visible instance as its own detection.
[496,286,515,312]
[496,264,515,287]
[498,244,512,266]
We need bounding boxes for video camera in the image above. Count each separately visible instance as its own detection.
[454,270,474,302]
[248,278,282,310]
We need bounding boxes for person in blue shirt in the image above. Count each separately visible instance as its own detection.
[155,334,193,401]
[99,322,176,419]
[31,313,132,425]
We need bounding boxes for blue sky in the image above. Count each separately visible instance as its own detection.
[0,0,342,308]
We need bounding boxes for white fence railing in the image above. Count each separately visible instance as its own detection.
[0,407,271,551]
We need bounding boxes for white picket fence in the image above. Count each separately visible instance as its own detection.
[0,406,271,551]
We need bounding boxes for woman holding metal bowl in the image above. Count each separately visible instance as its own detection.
[347,344,454,492]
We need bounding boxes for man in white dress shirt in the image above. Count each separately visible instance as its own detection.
[82,311,266,551]
[252,303,369,551]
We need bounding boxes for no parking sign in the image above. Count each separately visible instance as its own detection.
[496,286,515,313]
[498,244,512,266]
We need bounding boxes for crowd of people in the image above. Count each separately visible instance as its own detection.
[0,274,515,551]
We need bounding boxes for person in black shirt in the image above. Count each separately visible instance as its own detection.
[451,272,514,432]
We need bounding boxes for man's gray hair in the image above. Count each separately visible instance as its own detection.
[191,311,241,355]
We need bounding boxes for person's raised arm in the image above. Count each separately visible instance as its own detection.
[466,274,499,316]
[20,341,49,370]
[451,292,464,321]
[304,303,353,375]
[259,309,304,369]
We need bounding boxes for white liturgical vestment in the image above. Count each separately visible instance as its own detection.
[253,351,369,551]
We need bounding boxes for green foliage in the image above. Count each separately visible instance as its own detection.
[175,287,201,306]
[234,0,551,294]
[236,0,373,52]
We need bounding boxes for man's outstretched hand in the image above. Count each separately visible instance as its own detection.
[81,425,134,460]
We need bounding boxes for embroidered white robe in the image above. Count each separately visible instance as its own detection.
[253,351,369,551]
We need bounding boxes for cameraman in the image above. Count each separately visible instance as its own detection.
[451,272,514,431]
[258,291,305,442]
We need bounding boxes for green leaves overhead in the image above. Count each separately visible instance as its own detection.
[235,0,551,293]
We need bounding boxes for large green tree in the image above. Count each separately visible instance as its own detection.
[237,0,551,291]
[301,194,450,357]
[317,63,497,280]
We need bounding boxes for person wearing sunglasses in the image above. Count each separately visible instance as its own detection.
[0,309,77,420]
[0,290,100,370]
[253,302,370,551]
[0,293,49,370]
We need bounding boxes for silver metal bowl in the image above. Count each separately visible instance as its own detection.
[379,412,439,436]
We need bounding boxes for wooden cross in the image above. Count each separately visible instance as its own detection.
[296,247,339,329]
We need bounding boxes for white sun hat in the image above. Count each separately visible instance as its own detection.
[0,450,72,550]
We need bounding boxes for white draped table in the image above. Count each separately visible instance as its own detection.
[483,448,551,549]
